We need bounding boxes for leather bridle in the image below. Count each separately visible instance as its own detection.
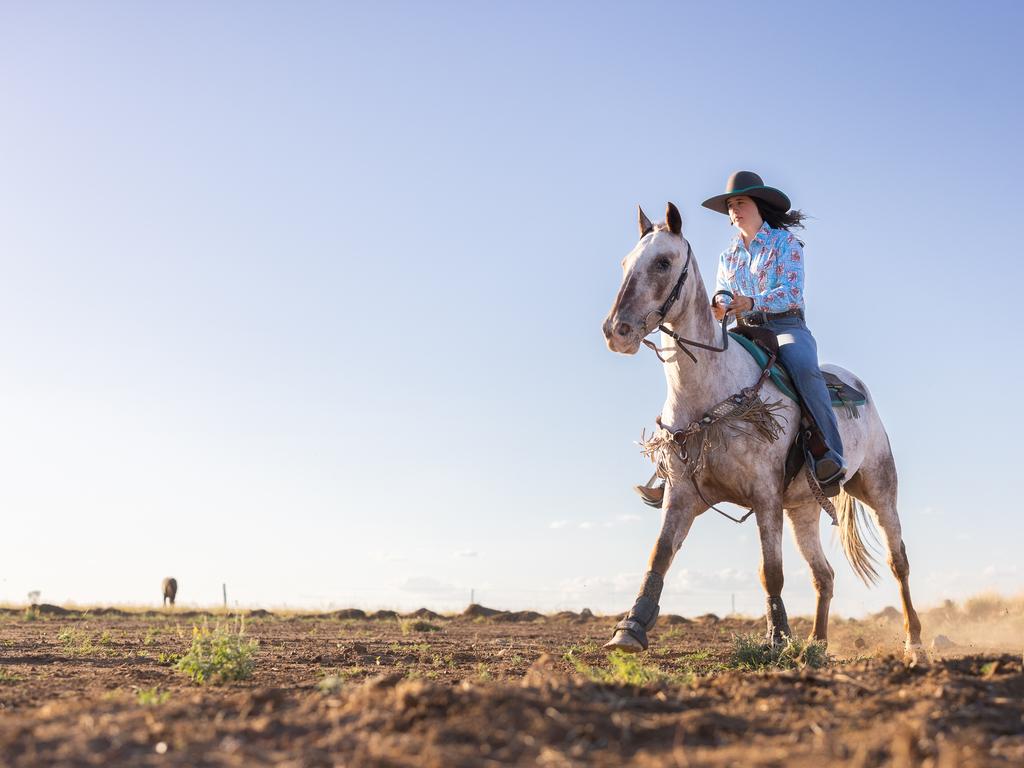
[640,240,732,363]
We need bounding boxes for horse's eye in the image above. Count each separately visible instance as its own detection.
[656,258,671,271]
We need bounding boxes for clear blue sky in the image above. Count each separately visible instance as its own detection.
[1,2,1021,618]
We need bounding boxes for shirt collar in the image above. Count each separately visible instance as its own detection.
[751,221,773,249]
[729,222,773,253]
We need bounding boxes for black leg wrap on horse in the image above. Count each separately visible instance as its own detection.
[638,570,664,601]
[766,595,791,640]
[613,572,664,650]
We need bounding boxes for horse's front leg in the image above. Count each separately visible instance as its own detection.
[755,500,792,646]
[603,488,702,653]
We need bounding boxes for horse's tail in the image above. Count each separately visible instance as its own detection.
[835,488,881,586]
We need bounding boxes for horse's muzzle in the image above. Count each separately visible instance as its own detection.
[603,313,642,354]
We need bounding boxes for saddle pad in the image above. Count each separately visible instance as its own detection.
[728,332,867,410]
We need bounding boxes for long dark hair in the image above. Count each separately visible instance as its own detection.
[755,199,808,230]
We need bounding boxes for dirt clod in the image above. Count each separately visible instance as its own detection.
[462,603,503,618]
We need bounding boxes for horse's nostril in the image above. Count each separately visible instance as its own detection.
[616,322,632,337]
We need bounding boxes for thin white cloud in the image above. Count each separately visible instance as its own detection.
[398,576,464,597]
[549,520,568,529]
[578,521,594,530]
[455,549,479,558]
[616,514,642,522]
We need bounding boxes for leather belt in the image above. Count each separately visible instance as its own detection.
[738,308,804,326]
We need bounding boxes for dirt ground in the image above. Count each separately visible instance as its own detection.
[0,602,1021,767]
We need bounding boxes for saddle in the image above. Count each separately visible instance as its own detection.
[728,329,867,415]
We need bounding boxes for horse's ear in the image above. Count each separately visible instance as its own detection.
[666,202,682,235]
[638,206,653,238]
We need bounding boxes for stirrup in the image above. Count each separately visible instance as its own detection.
[632,473,665,508]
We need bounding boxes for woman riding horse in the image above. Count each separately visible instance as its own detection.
[604,192,923,657]
[638,171,845,506]
[705,170,845,486]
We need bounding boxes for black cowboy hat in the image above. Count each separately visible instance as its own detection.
[701,170,791,215]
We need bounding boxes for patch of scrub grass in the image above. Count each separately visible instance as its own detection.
[431,652,455,669]
[137,687,171,706]
[57,627,99,656]
[174,619,258,684]
[561,641,600,657]
[660,625,691,641]
[565,648,693,687]
[0,668,23,683]
[730,634,828,671]
[156,651,182,666]
[398,618,441,635]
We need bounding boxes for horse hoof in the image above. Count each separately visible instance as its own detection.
[603,630,644,653]
[905,643,929,667]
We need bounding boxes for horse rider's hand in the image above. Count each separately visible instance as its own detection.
[732,295,755,313]
[712,294,753,320]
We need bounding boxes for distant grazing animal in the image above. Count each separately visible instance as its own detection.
[601,203,923,662]
[162,577,178,607]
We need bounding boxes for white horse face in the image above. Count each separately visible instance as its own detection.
[603,203,689,355]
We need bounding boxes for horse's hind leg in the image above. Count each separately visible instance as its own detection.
[785,503,834,644]
[845,455,924,658]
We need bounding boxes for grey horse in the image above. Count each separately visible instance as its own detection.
[601,203,923,662]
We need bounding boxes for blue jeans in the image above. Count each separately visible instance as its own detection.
[763,316,844,460]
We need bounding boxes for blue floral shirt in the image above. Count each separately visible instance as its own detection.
[714,222,805,316]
